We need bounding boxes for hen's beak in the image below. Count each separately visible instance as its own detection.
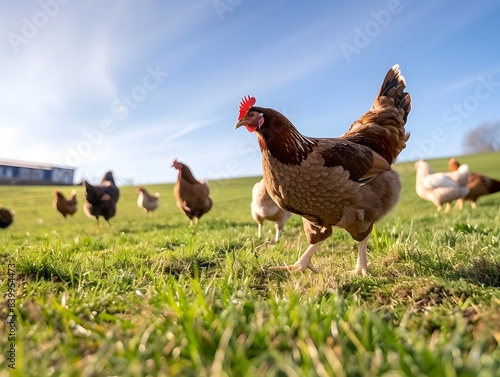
[234,118,248,129]
[235,113,264,130]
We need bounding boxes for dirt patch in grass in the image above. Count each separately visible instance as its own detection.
[369,279,455,311]
[456,256,500,287]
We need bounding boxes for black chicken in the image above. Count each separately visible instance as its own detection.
[0,205,15,229]
[83,171,120,224]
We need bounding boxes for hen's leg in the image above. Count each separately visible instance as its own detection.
[470,201,477,209]
[444,202,451,213]
[257,223,262,238]
[268,243,320,273]
[274,224,280,243]
[354,238,368,276]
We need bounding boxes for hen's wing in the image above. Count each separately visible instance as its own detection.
[422,173,460,189]
[176,177,211,218]
[101,172,120,203]
[443,164,469,186]
[315,139,391,184]
[99,182,119,203]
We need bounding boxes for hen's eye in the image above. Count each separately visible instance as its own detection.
[248,112,254,117]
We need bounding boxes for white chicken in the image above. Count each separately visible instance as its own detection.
[251,178,292,242]
[414,159,470,212]
[137,187,160,213]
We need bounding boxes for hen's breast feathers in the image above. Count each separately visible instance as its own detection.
[263,140,383,227]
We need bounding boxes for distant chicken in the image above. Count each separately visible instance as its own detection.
[251,178,292,242]
[0,205,15,229]
[449,158,500,209]
[172,159,212,226]
[137,187,160,213]
[415,159,469,212]
[235,64,411,275]
[83,171,120,224]
[53,190,77,218]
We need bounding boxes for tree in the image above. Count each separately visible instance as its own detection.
[463,122,500,153]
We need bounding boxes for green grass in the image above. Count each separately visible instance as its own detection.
[1,152,500,376]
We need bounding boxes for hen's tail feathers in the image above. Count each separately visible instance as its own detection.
[486,176,500,194]
[342,64,411,165]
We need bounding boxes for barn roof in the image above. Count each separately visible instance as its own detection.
[0,159,74,171]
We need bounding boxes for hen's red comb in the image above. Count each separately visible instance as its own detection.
[238,96,256,119]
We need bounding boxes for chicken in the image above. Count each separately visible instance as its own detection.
[449,157,500,209]
[414,159,469,212]
[172,159,212,226]
[137,187,160,213]
[235,64,411,275]
[251,178,292,242]
[83,171,120,224]
[53,190,77,218]
[0,205,15,229]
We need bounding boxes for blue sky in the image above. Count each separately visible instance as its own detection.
[1,1,499,185]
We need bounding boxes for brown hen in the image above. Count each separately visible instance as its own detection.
[172,159,212,226]
[235,65,411,275]
[449,157,500,209]
[53,190,77,218]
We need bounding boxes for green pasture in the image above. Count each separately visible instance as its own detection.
[0,152,499,376]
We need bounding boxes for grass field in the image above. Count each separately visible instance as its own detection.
[1,152,500,376]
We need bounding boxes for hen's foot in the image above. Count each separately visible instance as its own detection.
[268,262,318,273]
[353,266,369,276]
[268,243,320,273]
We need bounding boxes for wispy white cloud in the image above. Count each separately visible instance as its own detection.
[437,67,500,94]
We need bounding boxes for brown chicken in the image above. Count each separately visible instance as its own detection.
[0,205,15,229]
[251,178,292,242]
[137,187,160,213]
[83,171,120,224]
[235,65,411,275]
[172,159,212,226]
[53,190,77,218]
[449,157,500,209]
